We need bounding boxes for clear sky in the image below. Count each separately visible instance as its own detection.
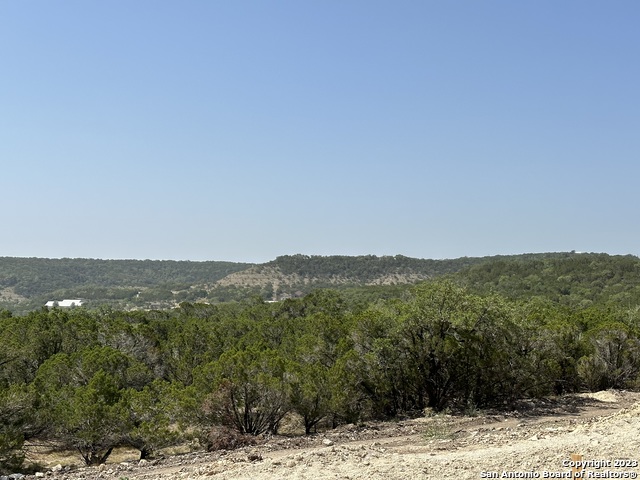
[1,1,639,263]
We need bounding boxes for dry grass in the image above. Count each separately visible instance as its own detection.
[25,443,142,468]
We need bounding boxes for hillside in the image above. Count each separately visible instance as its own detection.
[204,252,640,306]
[2,252,640,313]
[1,254,495,311]
[459,252,640,307]
[207,254,489,302]
[0,257,252,313]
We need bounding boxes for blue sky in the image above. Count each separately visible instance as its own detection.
[1,1,639,262]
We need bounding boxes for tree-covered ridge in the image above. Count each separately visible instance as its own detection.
[2,252,639,313]
[0,258,252,313]
[262,254,482,281]
[227,252,594,302]
[2,253,497,311]
[210,254,494,303]
[0,258,252,296]
[459,253,640,307]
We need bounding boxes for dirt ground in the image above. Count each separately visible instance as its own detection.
[31,390,640,480]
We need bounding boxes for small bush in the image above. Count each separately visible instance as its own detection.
[204,426,257,452]
[422,417,453,440]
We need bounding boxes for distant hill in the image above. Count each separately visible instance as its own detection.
[0,257,251,313]
[1,253,494,311]
[2,252,639,313]
[457,252,640,307]
[207,254,489,302]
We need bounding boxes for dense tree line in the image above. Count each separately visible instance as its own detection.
[461,253,640,306]
[4,253,639,315]
[0,258,251,313]
[261,254,489,281]
[1,279,640,473]
[0,258,251,297]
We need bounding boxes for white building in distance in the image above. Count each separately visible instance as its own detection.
[45,299,84,308]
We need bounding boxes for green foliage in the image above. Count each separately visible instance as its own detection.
[0,385,34,474]
[578,324,640,390]
[3,255,640,463]
[34,346,153,465]
[288,362,332,434]
[50,371,129,465]
[0,257,251,313]
[35,346,152,393]
[265,254,485,280]
[327,349,372,424]
[422,416,454,440]
[121,380,181,459]
[195,348,291,436]
[4,252,637,314]
[162,318,221,386]
[460,253,640,306]
[385,282,498,410]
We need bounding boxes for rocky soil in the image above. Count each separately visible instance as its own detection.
[27,390,640,480]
